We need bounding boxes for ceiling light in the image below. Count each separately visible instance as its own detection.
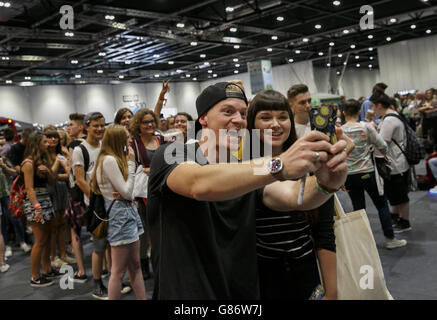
[168,61,174,65]
[329,42,335,46]
[204,62,210,66]
[288,58,294,63]
[343,62,347,65]
[153,54,160,58]
[302,38,309,42]
[213,74,218,77]
[119,75,124,79]
[327,63,331,67]
[186,74,191,78]
[25,76,31,80]
[368,35,373,39]
[426,29,432,34]
[190,42,198,46]
[336,71,341,75]
[208,70,213,73]
[343,29,349,34]
[386,37,392,41]
[356,64,360,67]
[71,60,78,64]
[6,80,12,84]
[338,54,343,58]
[97,70,103,74]
[176,23,185,28]
[295,50,301,54]
[136,37,144,41]
[125,60,132,64]
[267,48,273,52]
[154,74,160,78]
[318,52,324,56]
[410,24,416,29]
[233,58,239,62]
[276,16,284,22]
[390,18,397,23]
[225,7,234,12]
[75,74,81,79]
[369,64,373,68]
[234,45,240,49]
[355,55,360,59]
[200,54,206,58]
[333,1,341,6]
[99,52,106,57]
[230,27,237,32]
[234,70,239,74]
[65,32,74,37]
[176,69,183,73]
[1,56,9,60]
[370,56,374,60]
[235,64,240,67]
[368,47,374,51]
[315,24,322,29]
[193,78,197,81]
[105,15,115,20]
[271,36,278,40]
[350,44,356,49]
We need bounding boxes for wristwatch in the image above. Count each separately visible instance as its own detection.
[267,158,286,181]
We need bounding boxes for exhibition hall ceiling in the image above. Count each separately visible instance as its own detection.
[0,0,436,85]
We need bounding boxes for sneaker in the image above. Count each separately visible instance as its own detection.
[394,219,412,234]
[30,276,54,288]
[70,271,88,284]
[92,285,109,300]
[429,185,437,194]
[121,282,132,295]
[51,256,67,269]
[61,255,77,265]
[5,247,12,258]
[42,268,63,279]
[101,269,109,279]
[385,237,407,249]
[0,263,10,273]
[20,243,32,253]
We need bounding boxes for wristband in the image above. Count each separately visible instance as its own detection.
[33,203,41,210]
[315,179,339,195]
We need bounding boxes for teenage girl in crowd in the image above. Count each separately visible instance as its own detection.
[246,89,337,300]
[44,129,76,267]
[173,112,193,142]
[114,108,134,130]
[90,125,145,300]
[341,100,407,249]
[22,132,60,287]
[129,108,164,279]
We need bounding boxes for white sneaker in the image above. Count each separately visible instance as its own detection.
[385,237,407,249]
[0,263,10,273]
[51,256,67,268]
[429,185,437,193]
[20,243,31,253]
[5,247,12,258]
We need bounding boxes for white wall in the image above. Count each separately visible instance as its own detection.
[0,86,32,123]
[378,34,437,96]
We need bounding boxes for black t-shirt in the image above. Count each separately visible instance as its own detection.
[147,142,263,300]
[7,142,26,167]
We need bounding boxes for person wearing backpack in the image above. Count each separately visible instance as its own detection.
[371,93,412,233]
[22,132,62,287]
[90,125,145,300]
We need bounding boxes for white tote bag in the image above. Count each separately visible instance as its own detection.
[333,195,394,300]
[133,164,148,199]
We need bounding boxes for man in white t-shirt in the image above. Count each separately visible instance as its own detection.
[72,112,107,300]
[287,84,312,139]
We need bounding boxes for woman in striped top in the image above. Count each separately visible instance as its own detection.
[246,90,337,300]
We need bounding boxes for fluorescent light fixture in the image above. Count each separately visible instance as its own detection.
[368,35,373,39]
[386,37,392,41]
[318,52,324,56]
[97,70,103,74]
[234,45,240,49]
[329,42,335,46]
[71,59,78,64]
[343,29,349,34]
[235,64,240,67]
[333,1,341,6]
[176,23,185,28]
[234,70,239,74]
[410,25,416,29]
[272,36,278,40]
[186,74,191,78]
[190,42,198,46]
[338,54,343,58]
[370,57,374,60]
[119,75,124,79]
[75,74,81,78]
[230,27,237,32]
[6,80,12,84]
[350,44,356,49]
[233,58,239,62]
[368,47,374,51]
[25,76,31,80]
[355,55,359,59]
[288,58,294,63]
[154,74,160,78]
[168,61,174,65]
[267,48,273,52]
[426,29,432,34]
[176,69,183,73]
[208,70,213,73]
[369,64,373,68]
[226,7,234,12]
[356,64,360,67]
[99,52,106,57]
[193,78,197,81]
[200,54,206,58]
[153,54,160,58]
[390,18,397,23]
[295,50,301,54]
[213,74,217,77]
[276,16,284,22]
[327,63,331,67]
[65,32,74,37]
[125,60,132,64]
[303,38,309,42]
[315,24,322,29]
[105,15,115,20]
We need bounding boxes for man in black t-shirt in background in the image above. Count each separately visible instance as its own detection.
[7,128,32,174]
[147,82,350,299]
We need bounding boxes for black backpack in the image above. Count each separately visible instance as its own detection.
[384,113,426,165]
[85,191,116,238]
[70,144,89,204]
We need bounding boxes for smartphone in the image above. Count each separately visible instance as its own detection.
[309,104,337,144]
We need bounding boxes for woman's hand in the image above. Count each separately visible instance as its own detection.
[113,191,122,200]
[128,146,135,162]
[143,168,150,175]
[34,209,44,224]
[160,80,170,97]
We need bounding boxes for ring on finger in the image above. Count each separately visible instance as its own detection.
[315,152,321,162]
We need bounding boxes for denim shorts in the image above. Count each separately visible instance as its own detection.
[104,198,144,247]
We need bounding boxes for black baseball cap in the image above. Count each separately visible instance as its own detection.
[195,82,248,133]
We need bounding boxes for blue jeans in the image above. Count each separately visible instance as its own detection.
[1,196,25,245]
[344,171,394,239]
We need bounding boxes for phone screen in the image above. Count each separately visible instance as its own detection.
[309,105,337,144]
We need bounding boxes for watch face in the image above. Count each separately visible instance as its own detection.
[269,158,283,174]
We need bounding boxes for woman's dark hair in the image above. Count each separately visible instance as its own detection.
[23,132,52,176]
[175,112,193,121]
[342,99,361,116]
[114,108,133,125]
[247,90,297,157]
[44,129,62,156]
[370,92,391,109]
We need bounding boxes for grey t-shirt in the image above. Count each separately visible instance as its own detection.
[378,110,409,175]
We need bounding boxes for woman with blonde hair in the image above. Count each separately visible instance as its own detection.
[129,108,164,279]
[90,125,145,300]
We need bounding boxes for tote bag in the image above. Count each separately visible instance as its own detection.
[132,139,149,199]
[333,195,394,300]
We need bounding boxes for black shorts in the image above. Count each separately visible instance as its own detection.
[384,171,410,206]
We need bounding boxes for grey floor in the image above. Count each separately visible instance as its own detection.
[0,161,436,300]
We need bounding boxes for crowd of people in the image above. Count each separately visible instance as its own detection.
[0,79,434,300]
